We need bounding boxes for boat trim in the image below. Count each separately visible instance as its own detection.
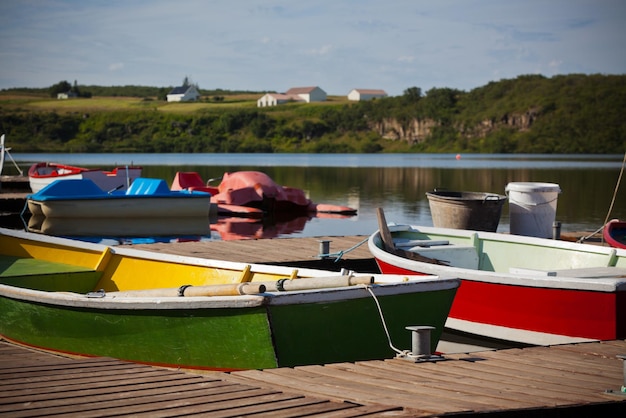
[445,317,598,346]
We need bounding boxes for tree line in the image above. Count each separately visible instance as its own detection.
[1,74,624,154]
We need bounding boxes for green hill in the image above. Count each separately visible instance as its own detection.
[1,74,624,153]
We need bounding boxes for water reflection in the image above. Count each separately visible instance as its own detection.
[6,154,626,241]
[22,211,359,243]
[27,215,211,238]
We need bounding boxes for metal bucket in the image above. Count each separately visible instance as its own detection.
[426,190,507,232]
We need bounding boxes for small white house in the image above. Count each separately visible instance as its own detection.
[257,93,298,107]
[57,91,78,100]
[285,86,327,103]
[347,89,387,101]
[166,85,200,102]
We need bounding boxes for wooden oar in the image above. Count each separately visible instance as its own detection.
[108,282,266,298]
[259,274,374,292]
[105,275,373,298]
[376,207,448,265]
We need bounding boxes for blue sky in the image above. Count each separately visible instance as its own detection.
[1,0,625,96]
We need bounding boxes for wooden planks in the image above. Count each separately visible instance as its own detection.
[130,235,380,273]
[222,340,626,416]
[131,235,372,262]
[0,341,405,417]
[2,339,625,417]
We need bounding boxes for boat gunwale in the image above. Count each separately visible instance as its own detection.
[0,277,460,310]
[28,162,143,177]
[1,227,460,310]
[368,225,626,292]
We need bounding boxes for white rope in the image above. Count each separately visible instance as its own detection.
[580,152,626,244]
[601,151,626,243]
[577,224,605,243]
[364,285,406,356]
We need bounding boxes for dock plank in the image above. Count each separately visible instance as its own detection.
[370,358,606,400]
[0,340,406,417]
[321,361,572,406]
[223,341,626,415]
[300,362,536,410]
[130,236,379,273]
[229,367,480,413]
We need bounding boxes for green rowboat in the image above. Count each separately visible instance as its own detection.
[0,227,459,371]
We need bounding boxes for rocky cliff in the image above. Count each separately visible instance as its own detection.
[371,109,539,143]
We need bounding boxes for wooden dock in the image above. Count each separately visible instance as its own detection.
[1,339,625,417]
[131,235,381,273]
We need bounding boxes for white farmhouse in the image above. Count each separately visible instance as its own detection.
[257,86,326,107]
[347,89,388,101]
[286,86,327,103]
[257,93,302,107]
[166,85,200,102]
[57,91,78,100]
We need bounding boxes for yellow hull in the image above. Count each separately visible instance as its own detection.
[1,229,336,292]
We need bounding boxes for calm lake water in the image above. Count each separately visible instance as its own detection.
[10,153,626,243]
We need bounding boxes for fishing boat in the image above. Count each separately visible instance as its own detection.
[26,177,215,219]
[171,171,357,217]
[28,162,142,193]
[0,227,459,371]
[368,209,626,346]
[603,219,626,249]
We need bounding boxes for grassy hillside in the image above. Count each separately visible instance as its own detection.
[1,74,624,154]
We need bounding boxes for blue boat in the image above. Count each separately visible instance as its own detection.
[27,178,214,219]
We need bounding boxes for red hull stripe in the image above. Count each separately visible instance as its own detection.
[375,259,624,340]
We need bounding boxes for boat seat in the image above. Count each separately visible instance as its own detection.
[408,244,479,269]
[172,172,205,190]
[509,266,626,278]
[0,255,102,293]
[126,178,171,195]
[394,239,450,248]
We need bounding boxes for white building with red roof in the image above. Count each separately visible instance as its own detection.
[257,86,327,107]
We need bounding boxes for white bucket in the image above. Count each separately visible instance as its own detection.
[505,182,561,238]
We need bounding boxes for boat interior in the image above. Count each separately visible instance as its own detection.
[388,226,626,277]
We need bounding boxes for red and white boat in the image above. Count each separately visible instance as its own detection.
[172,171,357,218]
[28,162,143,193]
[368,210,626,345]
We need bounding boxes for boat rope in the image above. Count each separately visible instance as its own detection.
[579,151,626,244]
[602,151,626,242]
[363,285,413,358]
[577,224,605,244]
[317,236,370,262]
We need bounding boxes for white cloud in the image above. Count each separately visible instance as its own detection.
[397,56,415,63]
[306,45,333,56]
[109,63,124,72]
[548,60,563,74]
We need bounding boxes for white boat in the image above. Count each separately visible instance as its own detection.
[28,162,142,193]
[27,178,214,219]
[368,209,626,346]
